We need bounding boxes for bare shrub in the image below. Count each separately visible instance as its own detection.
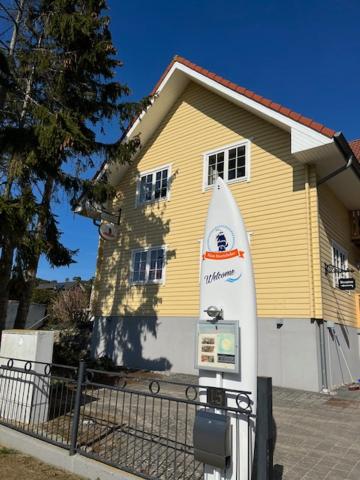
[48,287,92,365]
[48,287,89,327]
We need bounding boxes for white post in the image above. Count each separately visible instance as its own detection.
[0,330,54,424]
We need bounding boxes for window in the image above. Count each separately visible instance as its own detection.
[332,242,348,288]
[205,142,249,188]
[131,247,165,284]
[137,166,170,205]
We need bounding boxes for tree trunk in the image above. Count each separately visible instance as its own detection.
[0,7,40,334]
[0,242,15,333]
[0,0,27,338]
[0,0,26,108]
[13,263,39,329]
[14,178,54,329]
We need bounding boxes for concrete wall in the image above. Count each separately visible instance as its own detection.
[92,315,198,374]
[5,301,46,329]
[257,318,322,392]
[92,315,360,392]
[324,321,360,389]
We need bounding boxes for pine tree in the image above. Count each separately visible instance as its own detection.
[0,0,150,331]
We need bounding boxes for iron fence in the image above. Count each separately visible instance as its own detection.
[0,355,77,449]
[0,357,255,480]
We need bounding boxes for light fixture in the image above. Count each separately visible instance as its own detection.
[204,306,223,321]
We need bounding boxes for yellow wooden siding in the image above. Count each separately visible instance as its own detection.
[318,185,360,327]
[93,81,321,319]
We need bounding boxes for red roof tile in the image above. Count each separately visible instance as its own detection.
[153,55,336,139]
[350,139,360,160]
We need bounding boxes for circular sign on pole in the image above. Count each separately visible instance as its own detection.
[99,222,118,241]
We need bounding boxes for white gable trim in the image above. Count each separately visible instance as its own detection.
[161,63,333,153]
[101,60,335,184]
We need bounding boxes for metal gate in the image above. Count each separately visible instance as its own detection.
[0,357,255,479]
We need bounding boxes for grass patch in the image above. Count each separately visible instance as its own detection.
[0,447,17,455]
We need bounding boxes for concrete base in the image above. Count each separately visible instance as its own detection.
[0,330,54,423]
[0,424,137,480]
[257,318,322,392]
[91,315,360,392]
[325,321,360,389]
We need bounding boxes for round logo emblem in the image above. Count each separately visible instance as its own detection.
[99,222,118,241]
[207,225,235,253]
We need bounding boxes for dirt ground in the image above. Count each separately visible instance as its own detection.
[0,446,84,480]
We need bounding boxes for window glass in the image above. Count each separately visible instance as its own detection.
[154,169,168,200]
[206,144,247,186]
[139,168,169,204]
[132,248,165,283]
[149,248,164,281]
[208,152,225,185]
[332,243,348,287]
[132,251,147,282]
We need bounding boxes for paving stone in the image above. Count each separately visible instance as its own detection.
[325,469,349,479]
[333,461,356,473]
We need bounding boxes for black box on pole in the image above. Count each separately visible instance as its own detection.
[253,376,274,480]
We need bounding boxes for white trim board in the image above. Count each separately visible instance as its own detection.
[155,62,333,155]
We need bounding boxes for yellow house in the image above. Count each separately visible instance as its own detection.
[81,56,360,392]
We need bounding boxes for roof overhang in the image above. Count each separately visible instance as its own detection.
[78,57,359,215]
[293,137,360,209]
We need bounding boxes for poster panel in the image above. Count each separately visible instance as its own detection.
[195,321,240,373]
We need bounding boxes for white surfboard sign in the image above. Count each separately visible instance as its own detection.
[99,222,118,241]
[199,177,257,480]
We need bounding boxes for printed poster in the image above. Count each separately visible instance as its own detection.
[197,322,239,372]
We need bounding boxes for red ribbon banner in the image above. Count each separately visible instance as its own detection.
[203,249,245,260]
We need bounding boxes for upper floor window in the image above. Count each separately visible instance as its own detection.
[332,241,348,288]
[137,165,170,205]
[131,246,166,284]
[204,142,249,188]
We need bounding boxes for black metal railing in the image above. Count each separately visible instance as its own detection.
[0,357,255,480]
[0,356,77,449]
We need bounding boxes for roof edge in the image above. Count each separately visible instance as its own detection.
[155,55,336,139]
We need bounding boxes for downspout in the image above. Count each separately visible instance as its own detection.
[315,131,357,392]
[305,166,316,320]
[317,131,359,186]
[318,319,329,392]
[305,165,329,391]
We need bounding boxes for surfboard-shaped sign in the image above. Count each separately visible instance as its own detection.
[199,177,257,480]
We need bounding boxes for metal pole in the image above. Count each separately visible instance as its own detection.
[70,360,86,455]
[254,377,273,480]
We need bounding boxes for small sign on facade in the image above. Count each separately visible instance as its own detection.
[338,278,356,290]
[99,222,118,241]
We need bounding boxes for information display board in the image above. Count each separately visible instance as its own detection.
[195,321,240,373]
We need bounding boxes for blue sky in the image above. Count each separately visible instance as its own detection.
[37,0,360,281]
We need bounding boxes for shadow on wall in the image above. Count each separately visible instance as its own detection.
[90,152,178,372]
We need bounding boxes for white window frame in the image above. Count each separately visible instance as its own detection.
[135,164,171,206]
[202,140,250,191]
[331,241,349,289]
[130,246,167,285]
